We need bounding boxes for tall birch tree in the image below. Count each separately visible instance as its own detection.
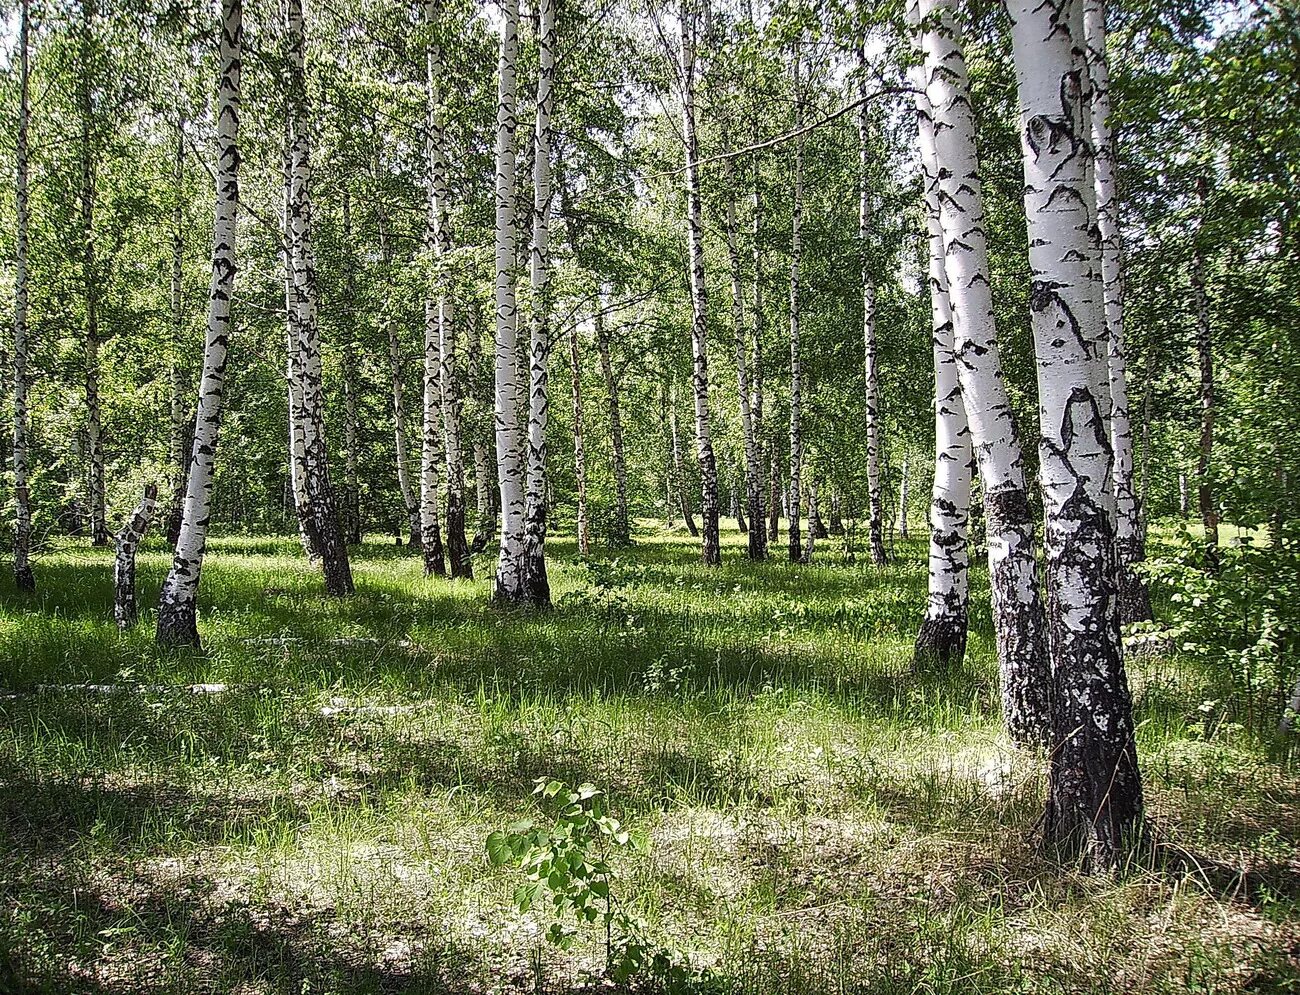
[12,0,35,592]
[1007,0,1145,868]
[156,0,241,647]
[858,44,887,566]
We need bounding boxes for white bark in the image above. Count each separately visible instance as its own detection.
[12,0,34,592]
[1008,0,1143,866]
[1084,0,1149,622]
[166,114,190,547]
[80,0,107,548]
[787,60,805,565]
[157,0,241,646]
[858,44,887,566]
[678,0,721,566]
[569,322,589,556]
[521,0,555,606]
[916,0,1049,744]
[493,0,526,601]
[595,290,630,545]
[114,484,157,629]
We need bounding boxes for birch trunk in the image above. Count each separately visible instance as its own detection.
[914,96,972,670]
[468,315,494,552]
[752,156,774,547]
[1084,0,1149,622]
[1008,0,1144,867]
[114,484,157,629]
[858,45,887,566]
[917,0,1050,746]
[12,0,34,592]
[800,477,818,564]
[340,189,361,544]
[1193,174,1218,565]
[595,296,630,546]
[570,322,589,556]
[156,0,241,646]
[493,0,527,601]
[896,456,909,540]
[787,72,805,565]
[286,0,352,596]
[390,321,432,557]
[828,492,844,535]
[721,78,764,560]
[283,134,316,562]
[521,0,556,606]
[80,0,108,547]
[668,384,698,536]
[166,116,190,548]
[768,451,780,542]
[679,1,721,566]
[425,0,471,579]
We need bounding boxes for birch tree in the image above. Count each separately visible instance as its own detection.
[914,82,972,669]
[286,0,352,596]
[340,189,362,544]
[1193,174,1218,565]
[156,0,241,647]
[114,484,157,630]
[858,44,887,566]
[1007,0,1145,867]
[915,0,1050,745]
[425,0,471,579]
[787,61,805,565]
[493,0,528,602]
[166,116,190,547]
[678,0,721,566]
[1084,0,1150,621]
[12,0,35,593]
[570,321,589,556]
[595,296,630,546]
[80,0,108,547]
[521,0,557,606]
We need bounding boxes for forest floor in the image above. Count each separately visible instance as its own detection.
[0,526,1298,994]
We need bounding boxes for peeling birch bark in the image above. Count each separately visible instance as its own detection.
[114,484,157,629]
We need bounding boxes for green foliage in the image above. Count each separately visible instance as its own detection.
[487,777,693,988]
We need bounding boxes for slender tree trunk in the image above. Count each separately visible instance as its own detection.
[787,65,805,565]
[468,314,494,552]
[1192,174,1218,565]
[1008,0,1144,869]
[768,451,780,542]
[520,0,556,606]
[809,477,828,538]
[12,0,34,592]
[917,0,1050,746]
[157,0,241,646]
[1084,0,1150,622]
[493,0,527,601]
[166,115,190,548]
[340,189,362,544]
[1139,361,1152,535]
[286,0,352,596]
[114,484,157,629]
[751,148,771,547]
[914,108,972,671]
[679,1,721,566]
[283,133,317,562]
[425,0,470,579]
[800,477,818,564]
[668,383,698,536]
[595,295,630,546]
[80,0,108,547]
[858,45,887,566]
[570,322,589,556]
[828,492,844,535]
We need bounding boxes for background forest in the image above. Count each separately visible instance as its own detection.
[1,0,1299,989]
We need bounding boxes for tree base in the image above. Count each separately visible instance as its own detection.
[156,601,201,649]
[14,564,35,593]
[912,613,967,671]
[445,495,473,580]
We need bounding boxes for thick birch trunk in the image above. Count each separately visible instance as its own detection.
[156,0,241,647]
[858,45,887,566]
[340,189,361,544]
[114,484,157,629]
[425,0,470,579]
[916,0,1050,745]
[283,135,317,562]
[570,322,589,556]
[679,2,721,566]
[914,100,972,670]
[595,296,630,546]
[520,0,556,606]
[12,0,34,592]
[166,116,190,548]
[80,1,108,548]
[787,74,805,565]
[286,0,352,596]
[668,384,698,536]
[1084,0,1149,622]
[1008,0,1144,868]
[1193,175,1218,565]
[493,0,527,601]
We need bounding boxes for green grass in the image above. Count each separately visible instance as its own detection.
[0,525,1297,993]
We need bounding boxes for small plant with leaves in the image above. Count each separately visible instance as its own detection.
[486,778,691,987]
